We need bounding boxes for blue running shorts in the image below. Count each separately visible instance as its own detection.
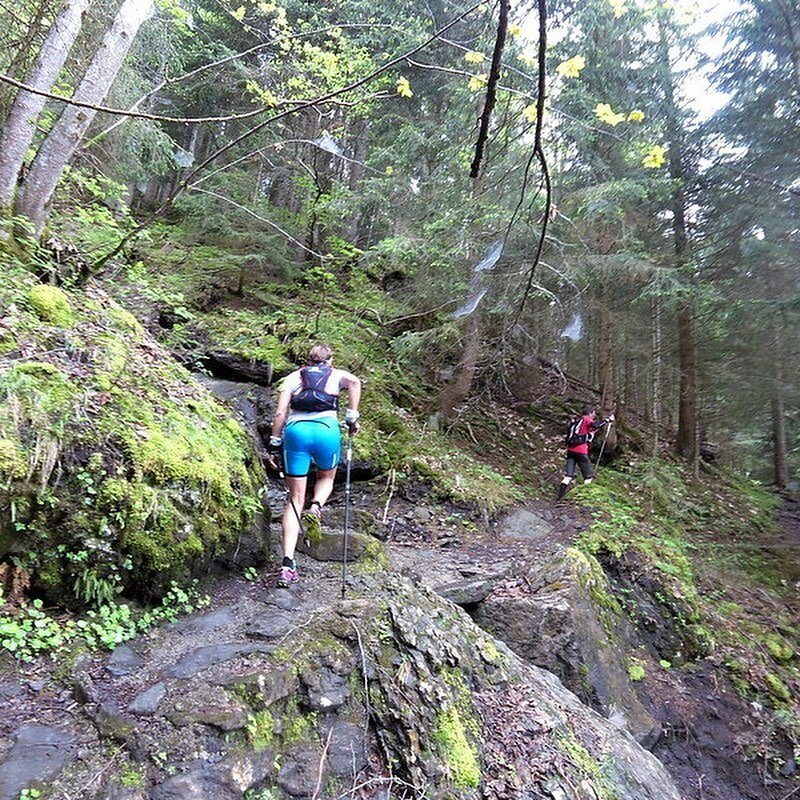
[283,417,341,477]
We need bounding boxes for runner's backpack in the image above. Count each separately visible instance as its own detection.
[290,364,339,412]
[565,416,592,448]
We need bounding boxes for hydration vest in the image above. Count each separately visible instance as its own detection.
[289,364,339,412]
[565,417,594,448]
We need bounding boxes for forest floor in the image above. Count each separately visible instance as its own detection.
[1,473,797,800]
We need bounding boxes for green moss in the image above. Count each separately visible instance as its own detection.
[0,437,26,478]
[352,537,390,574]
[765,636,794,663]
[107,305,142,334]
[765,673,792,702]
[281,708,318,746]
[476,636,504,665]
[26,284,74,327]
[246,709,275,751]
[434,706,481,789]
[627,658,646,682]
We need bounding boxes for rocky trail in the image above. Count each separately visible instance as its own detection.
[1,472,796,800]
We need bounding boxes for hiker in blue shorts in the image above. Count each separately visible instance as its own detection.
[267,344,361,587]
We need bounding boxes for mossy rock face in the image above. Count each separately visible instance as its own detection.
[26,284,75,327]
[0,263,266,606]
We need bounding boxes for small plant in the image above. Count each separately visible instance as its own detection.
[19,789,42,800]
[243,566,259,581]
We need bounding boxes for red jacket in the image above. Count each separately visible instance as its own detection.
[567,415,606,456]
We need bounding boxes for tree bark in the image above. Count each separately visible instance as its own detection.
[0,0,89,210]
[15,0,154,233]
[772,379,789,487]
[598,279,615,411]
[676,302,696,460]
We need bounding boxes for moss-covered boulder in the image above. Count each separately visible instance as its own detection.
[0,263,267,607]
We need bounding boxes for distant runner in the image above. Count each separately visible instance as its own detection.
[267,344,361,588]
[556,404,614,502]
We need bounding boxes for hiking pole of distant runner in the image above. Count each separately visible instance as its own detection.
[594,423,611,472]
[341,429,353,599]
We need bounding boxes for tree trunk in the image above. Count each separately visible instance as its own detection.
[15,0,154,234]
[772,381,788,487]
[0,0,89,210]
[598,280,615,410]
[676,302,696,460]
[658,13,696,462]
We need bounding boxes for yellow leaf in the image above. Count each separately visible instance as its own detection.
[628,109,645,122]
[522,103,538,123]
[232,5,246,21]
[555,55,586,78]
[642,144,667,169]
[468,74,488,92]
[385,166,394,176]
[464,51,485,64]
[594,102,626,126]
[396,76,413,98]
[508,23,522,37]
[609,0,628,17]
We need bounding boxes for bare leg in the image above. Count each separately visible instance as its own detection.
[282,475,307,561]
[311,466,338,509]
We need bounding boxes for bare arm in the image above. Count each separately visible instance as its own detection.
[344,374,361,413]
[271,373,299,438]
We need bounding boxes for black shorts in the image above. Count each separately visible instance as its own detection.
[565,453,593,479]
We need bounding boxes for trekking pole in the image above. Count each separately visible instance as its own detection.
[272,450,308,547]
[594,424,611,472]
[340,429,353,599]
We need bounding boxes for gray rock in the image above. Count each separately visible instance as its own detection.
[165,685,249,730]
[0,725,75,800]
[170,607,237,636]
[93,702,138,744]
[245,614,294,640]
[166,643,271,679]
[300,667,349,711]
[108,644,144,677]
[496,508,554,542]
[472,549,660,746]
[278,746,325,798]
[149,771,239,800]
[128,683,167,715]
[297,508,383,563]
[324,720,367,777]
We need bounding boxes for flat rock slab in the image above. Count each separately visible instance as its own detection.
[496,508,554,542]
[245,615,294,640]
[166,643,272,679]
[128,682,167,715]
[170,606,238,636]
[107,644,144,677]
[0,725,75,800]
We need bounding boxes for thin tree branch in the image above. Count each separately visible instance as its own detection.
[721,164,800,198]
[85,24,400,144]
[513,0,551,324]
[181,0,486,198]
[470,0,510,178]
[189,186,325,258]
[0,70,275,124]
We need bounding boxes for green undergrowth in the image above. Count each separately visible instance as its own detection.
[0,581,209,663]
[572,457,798,727]
[0,257,264,608]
